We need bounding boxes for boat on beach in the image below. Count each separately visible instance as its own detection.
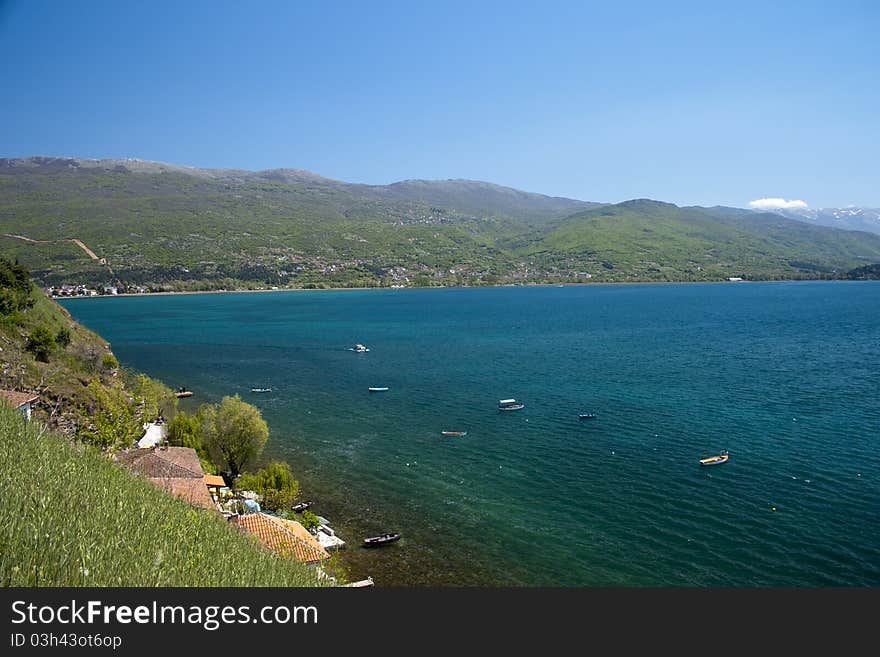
[368,387,389,392]
[498,398,524,411]
[699,451,729,466]
[441,430,468,436]
[363,532,401,547]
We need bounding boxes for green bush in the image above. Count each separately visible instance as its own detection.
[25,325,56,362]
[236,461,299,512]
[55,326,72,348]
[298,509,320,532]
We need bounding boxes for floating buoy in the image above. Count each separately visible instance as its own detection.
[771,506,777,512]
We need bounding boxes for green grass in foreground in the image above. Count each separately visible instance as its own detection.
[0,406,326,586]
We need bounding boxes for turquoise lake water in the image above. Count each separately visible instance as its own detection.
[60,282,880,586]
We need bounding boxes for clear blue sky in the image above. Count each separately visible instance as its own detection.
[1,0,877,207]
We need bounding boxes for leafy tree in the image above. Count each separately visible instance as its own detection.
[167,410,213,471]
[235,461,299,512]
[25,325,56,362]
[80,379,141,450]
[0,258,32,314]
[102,353,119,370]
[200,394,268,478]
[168,411,201,449]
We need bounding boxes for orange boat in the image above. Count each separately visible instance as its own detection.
[699,451,729,466]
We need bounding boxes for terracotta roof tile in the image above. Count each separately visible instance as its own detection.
[232,513,329,564]
[148,477,217,511]
[0,390,38,408]
[116,447,204,479]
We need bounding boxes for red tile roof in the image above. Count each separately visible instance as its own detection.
[148,477,217,511]
[232,513,330,564]
[116,447,204,479]
[0,390,38,408]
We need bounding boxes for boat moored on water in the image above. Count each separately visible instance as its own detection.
[363,532,401,547]
[291,500,313,513]
[441,430,468,436]
[699,451,729,466]
[368,387,389,392]
[175,387,193,398]
[251,388,272,393]
[498,398,524,411]
[579,413,597,419]
[350,343,370,352]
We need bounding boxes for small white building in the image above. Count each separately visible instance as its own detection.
[137,421,168,448]
[0,390,39,421]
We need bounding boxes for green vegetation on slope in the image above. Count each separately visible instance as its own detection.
[524,200,880,282]
[0,264,176,438]
[0,405,324,586]
[2,157,880,288]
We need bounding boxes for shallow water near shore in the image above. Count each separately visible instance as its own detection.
[61,282,880,586]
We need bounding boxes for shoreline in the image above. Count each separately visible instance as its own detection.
[52,276,862,301]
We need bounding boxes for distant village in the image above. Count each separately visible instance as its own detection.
[45,283,149,297]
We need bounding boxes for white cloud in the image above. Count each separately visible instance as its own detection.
[748,197,808,210]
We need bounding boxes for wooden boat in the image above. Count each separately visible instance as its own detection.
[441,430,468,436]
[175,387,193,398]
[291,500,313,513]
[363,532,401,547]
[498,398,524,411]
[368,387,389,392]
[699,451,729,466]
[579,413,597,419]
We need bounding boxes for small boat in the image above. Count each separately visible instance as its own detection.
[349,343,370,352]
[363,532,401,547]
[251,388,272,393]
[368,387,389,392]
[579,413,597,419]
[699,451,729,466]
[291,500,313,513]
[175,387,193,398]
[498,398,524,411]
[441,430,468,436]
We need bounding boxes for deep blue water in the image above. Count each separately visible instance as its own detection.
[60,282,880,586]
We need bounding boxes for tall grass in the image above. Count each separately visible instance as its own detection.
[0,406,326,586]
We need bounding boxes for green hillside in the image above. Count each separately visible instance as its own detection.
[2,157,879,288]
[0,261,325,586]
[0,405,324,586]
[522,200,880,282]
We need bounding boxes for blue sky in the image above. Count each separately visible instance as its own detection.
[1,0,877,207]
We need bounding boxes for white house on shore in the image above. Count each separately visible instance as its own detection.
[0,390,39,421]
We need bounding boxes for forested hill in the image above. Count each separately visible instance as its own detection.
[1,156,879,289]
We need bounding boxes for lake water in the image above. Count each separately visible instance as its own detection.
[60,282,880,586]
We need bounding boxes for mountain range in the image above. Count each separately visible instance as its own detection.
[755,206,880,236]
[1,156,879,289]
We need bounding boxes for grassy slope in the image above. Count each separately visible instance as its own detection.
[525,200,880,281]
[2,159,879,287]
[0,405,325,586]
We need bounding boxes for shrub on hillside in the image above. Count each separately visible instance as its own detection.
[236,461,299,512]
[25,325,56,362]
